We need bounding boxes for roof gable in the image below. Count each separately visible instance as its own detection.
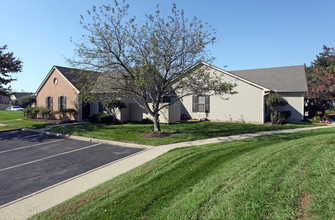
[191,62,269,91]
[54,66,100,91]
[35,66,100,95]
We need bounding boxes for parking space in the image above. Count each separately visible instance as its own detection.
[0,130,145,206]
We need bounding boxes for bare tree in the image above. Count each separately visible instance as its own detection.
[70,1,236,132]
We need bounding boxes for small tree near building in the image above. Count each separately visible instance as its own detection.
[266,92,291,125]
[70,1,236,132]
[105,99,126,120]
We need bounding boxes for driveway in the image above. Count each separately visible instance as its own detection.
[0,130,144,206]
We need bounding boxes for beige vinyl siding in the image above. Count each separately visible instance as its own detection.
[278,92,305,122]
[181,68,265,123]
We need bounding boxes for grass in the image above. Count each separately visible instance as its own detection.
[31,127,335,219]
[0,110,24,120]
[50,121,320,145]
[0,110,53,131]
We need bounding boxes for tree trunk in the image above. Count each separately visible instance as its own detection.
[152,113,161,133]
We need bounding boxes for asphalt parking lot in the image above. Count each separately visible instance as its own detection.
[0,130,144,206]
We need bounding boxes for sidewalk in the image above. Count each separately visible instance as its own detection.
[1,123,334,219]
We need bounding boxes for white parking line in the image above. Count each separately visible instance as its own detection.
[0,139,66,154]
[0,143,101,172]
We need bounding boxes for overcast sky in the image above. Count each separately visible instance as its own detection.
[2,0,335,92]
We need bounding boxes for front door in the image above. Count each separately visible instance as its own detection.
[82,103,90,120]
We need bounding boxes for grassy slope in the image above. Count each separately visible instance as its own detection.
[0,110,52,130]
[49,121,319,145]
[32,128,335,219]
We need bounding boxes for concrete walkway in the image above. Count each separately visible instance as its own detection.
[1,123,334,219]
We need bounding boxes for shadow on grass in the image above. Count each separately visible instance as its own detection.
[166,122,312,138]
[240,127,335,144]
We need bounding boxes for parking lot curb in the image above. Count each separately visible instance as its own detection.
[0,128,23,133]
[23,128,150,149]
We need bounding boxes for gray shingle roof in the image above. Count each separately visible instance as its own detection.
[11,92,34,99]
[229,65,308,92]
[54,66,100,91]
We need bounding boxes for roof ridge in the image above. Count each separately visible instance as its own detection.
[229,65,304,72]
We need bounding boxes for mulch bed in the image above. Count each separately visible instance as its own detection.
[140,131,172,138]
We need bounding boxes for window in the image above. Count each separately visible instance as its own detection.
[46,97,53,109]
[58,96,66,110]
[53,78,58,85]
[192,95,210,113]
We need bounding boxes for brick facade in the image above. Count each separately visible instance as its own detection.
[36,68,79,118]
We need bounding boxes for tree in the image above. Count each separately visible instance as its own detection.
[306,45,335,108]
[12,95,36,108]
[71,1,236,132]
[266,92,290,125]
[0,45,23,97]
[105,99,126,119]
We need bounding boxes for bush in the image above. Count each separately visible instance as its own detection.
[266,92,289,125]
[141,118,153,124]
[39,108,52,119]
[266,92,288,110]
[24,106,41,118]
[270,110,291,125]
[323,113,329,120]
[32,107,42,118]
[24,107,35,118]
[88,113,118,124]
[316,111,324,117]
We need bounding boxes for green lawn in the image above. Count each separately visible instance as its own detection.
[32,127,335,219]
[50,121,320,145]
[0,110,53,131]
[0,110,24,120]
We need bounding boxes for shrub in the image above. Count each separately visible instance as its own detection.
[313,115,321,121]
[323,113,329,120]
[141,118,153,124]
[266,92,289,125]
[316,111,324,117]
[88,113,117,124]
[24,107,35,118]
[24,106,52,119]
[39,108,52,119]
[266,92,288,111]
[270,110,291,125]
